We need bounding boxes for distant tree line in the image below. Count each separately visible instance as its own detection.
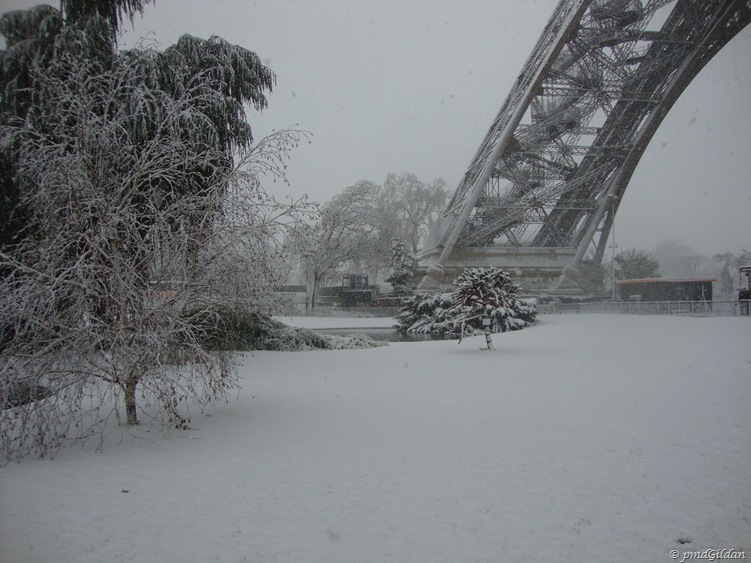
[287,173,448,307]
[577,242,750,299]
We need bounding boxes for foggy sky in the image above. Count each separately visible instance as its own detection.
[2,0,749,256]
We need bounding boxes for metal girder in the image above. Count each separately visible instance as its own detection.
[419,0,750,291]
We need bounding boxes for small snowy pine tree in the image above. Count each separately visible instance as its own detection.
[386,239,418,295]
[394,268,536,340]
[451,268,521,349]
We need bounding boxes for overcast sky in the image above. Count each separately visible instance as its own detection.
[2,0,749,257]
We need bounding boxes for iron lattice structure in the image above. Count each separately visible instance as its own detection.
[419,0,750,291]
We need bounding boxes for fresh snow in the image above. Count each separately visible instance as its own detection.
[1,314,749,562]
[275,315,396,330]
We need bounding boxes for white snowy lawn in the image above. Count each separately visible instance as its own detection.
[1,314,749,563]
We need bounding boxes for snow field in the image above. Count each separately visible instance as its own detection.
[1,314,749,562]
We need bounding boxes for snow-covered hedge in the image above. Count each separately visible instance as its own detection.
[249,323,388,351]
[394,268,536,337]
[199,311,386,351]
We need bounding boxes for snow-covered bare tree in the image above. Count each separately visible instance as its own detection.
[651,240,715,279]
[381,173,448,255]
[712,250,751,297]
[0,2,311,460]
[289,181,380,308]
[287,173,447,304]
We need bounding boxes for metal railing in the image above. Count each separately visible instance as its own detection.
[539,300,751,317]
[276,304,403,318]
[280,300,751,319]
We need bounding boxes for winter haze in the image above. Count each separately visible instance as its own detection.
[2,0,749,256]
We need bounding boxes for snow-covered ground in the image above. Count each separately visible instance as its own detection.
[1,314,749,562]
[274,314,397,330]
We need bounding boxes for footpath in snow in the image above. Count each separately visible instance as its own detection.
[1,314,749,562]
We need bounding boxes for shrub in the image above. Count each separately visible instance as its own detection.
[395,268,536,337]
[195,310,386,351]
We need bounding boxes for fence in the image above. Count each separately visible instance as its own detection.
[276,304,403,318]
[539,299,751,317]
[279,300,751,319]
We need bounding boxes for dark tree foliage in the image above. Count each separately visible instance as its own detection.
[614,248,660,280]
[61,0,150,34]
[0,1,275,251]
[0,1,308,460]
[395,268,537,337]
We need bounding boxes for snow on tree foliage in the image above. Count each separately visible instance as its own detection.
[287,175,447,309]
[0,1,313,461]
[386,239,418,295]
[395,268,536,338]
[218,314,387,352]
[394,292,457,335]
[451,268,528,349]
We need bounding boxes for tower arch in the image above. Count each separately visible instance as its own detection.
[419,0,751,293]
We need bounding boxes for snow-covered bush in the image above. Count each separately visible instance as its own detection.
[394,292,457,335]
[395,268,536,337]
[201,312,386,351]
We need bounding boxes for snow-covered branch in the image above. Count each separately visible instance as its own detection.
[0,22,311,460]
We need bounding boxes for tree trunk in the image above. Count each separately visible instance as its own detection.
[484,329,495,351]
[311,276,321,309]
[124,377,138,425]
[482,316,495,351]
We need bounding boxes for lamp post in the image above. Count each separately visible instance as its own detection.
[608,194,618,301]
[303,251,312,312]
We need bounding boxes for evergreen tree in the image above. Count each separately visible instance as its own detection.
[452,268,520,349]
[395,268,536,342]
[385,239,418,295]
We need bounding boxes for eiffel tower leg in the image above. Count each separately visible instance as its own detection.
[419,0,750,296]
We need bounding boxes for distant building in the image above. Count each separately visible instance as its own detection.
[274,285,307,306]
[738,266,751,315]
[340,273,374,306]
[616,278,715,302]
